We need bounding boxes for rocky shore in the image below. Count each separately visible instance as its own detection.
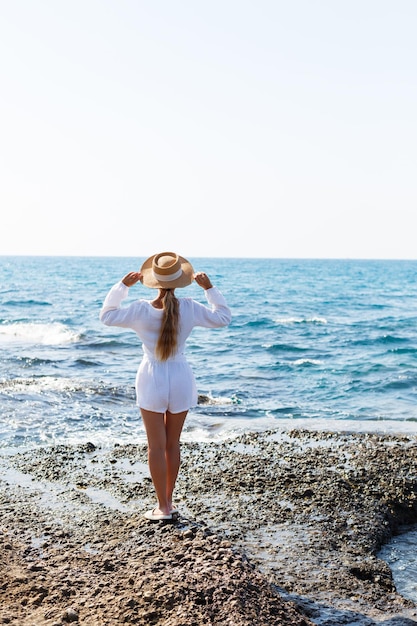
[1,428,417,625]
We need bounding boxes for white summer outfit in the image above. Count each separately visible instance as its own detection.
[100,282,231,413]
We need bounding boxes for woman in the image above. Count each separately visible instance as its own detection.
[100,252,231,521]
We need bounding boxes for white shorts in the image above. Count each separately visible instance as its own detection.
[135,354,198,414]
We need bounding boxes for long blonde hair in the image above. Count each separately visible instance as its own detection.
[155,289,180,361]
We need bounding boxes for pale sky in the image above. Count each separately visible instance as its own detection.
[1,1,416,259]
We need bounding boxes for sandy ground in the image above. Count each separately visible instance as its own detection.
[1,428,417,626]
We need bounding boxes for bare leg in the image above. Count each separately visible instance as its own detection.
[164,410,187,510]
[140,408,187,516]
[140,409,170,515]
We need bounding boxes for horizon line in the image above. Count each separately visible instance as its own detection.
[1,254,416,262]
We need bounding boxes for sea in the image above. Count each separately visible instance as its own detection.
[1,255,417,602]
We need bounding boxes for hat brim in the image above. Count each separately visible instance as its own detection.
[140,254,194,289]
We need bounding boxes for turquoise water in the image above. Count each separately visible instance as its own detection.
[1,256,417,448]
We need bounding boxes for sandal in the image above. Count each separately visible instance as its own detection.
[143,508,173,521]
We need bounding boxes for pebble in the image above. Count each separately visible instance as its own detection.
[0,429,416,626]
[62,607,79,622]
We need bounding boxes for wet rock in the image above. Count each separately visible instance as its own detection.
[1,429,417,625]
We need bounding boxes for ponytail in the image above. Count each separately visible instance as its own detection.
[155,290,179,361]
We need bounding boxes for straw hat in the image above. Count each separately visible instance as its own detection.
[140,252,194,289]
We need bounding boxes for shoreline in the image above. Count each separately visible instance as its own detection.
[1,428,417,625]
[3,414,417,457]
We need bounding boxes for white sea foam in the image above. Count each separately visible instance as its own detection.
[293,358,323,366]
[274,316,328,325]
[0,322,80,345]
[0,376,85,394]
[184,415,417,440]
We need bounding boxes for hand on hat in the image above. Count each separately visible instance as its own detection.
[122,271,143,287]
[193,272,213,290]
[121,269,212,290]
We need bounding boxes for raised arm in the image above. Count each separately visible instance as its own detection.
[193,272,213,290]
[121,271,143,287]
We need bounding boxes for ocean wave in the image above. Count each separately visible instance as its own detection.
[243,318,271,328]
[263,343,306,353]
[82,338,132,348]
[0,322,80,346]
[0,376,134,399]
[377,375,417,392]
[388,346,417,355]
[379,334,410,344]
[0,376,89,394]
[292,358,324,366]
[2,299,52,307]
[350,334,410,348]
[197,393,237,406]
[7,356,57,367]
[73,358,103,367]
[274,316,328,325]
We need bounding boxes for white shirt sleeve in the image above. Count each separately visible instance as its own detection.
[99,281,130,325]
[191,287,232,328]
